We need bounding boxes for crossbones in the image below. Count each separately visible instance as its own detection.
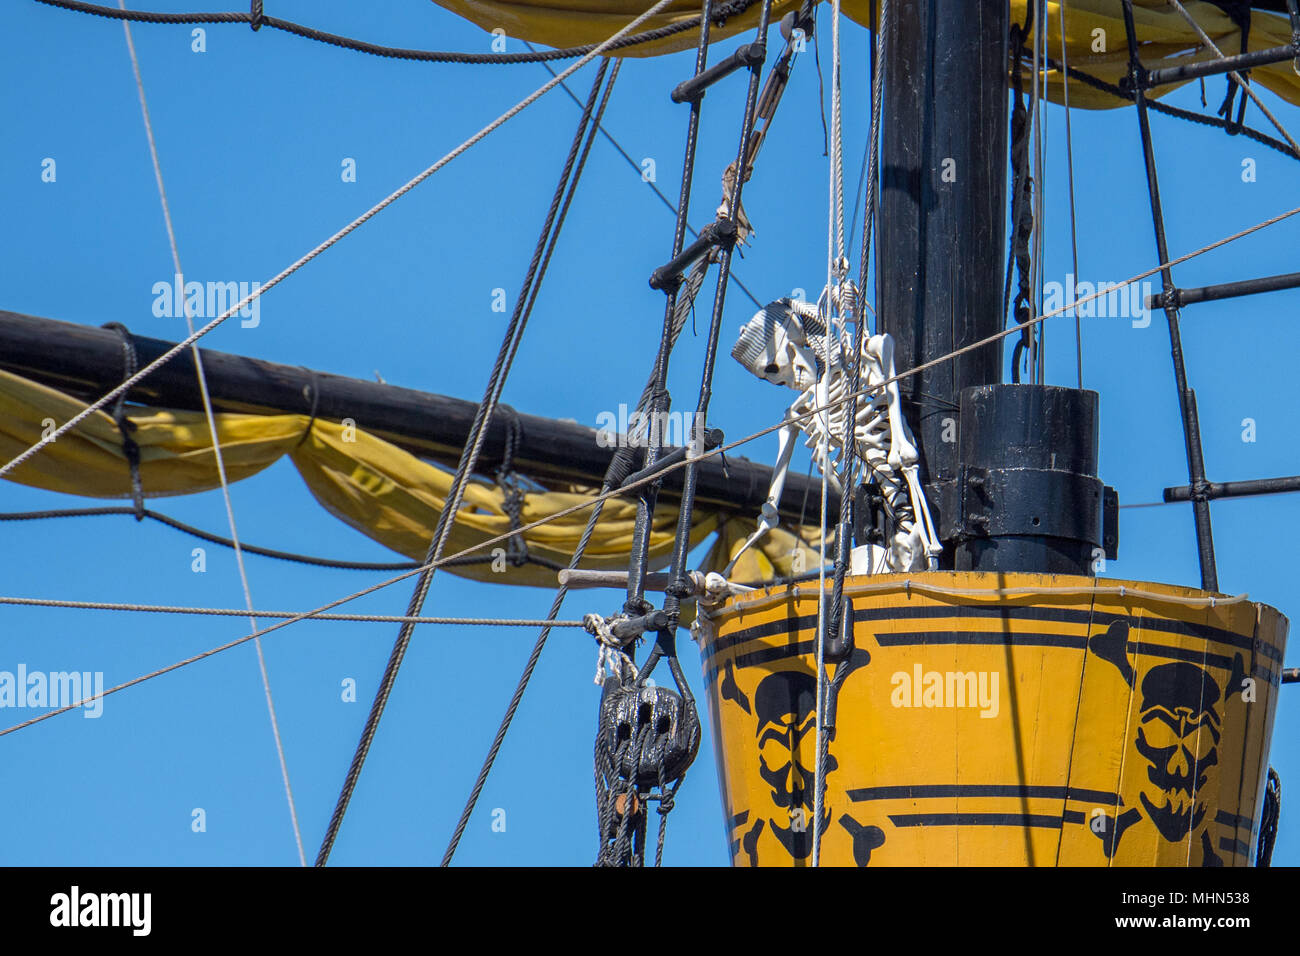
[727,283,941,574]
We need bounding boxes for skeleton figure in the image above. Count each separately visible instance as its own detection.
[728,285,941,573]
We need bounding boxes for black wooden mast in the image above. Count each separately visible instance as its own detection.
[0,309,834,524]
[878,0,1009,563]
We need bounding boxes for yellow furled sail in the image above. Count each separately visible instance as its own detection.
[696,572,1288,866]
[432,0,1300,110]
[0,369,818,586]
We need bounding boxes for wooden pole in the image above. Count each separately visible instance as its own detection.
[0,309,835,524]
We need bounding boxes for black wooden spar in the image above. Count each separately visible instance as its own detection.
[0,309,834,523]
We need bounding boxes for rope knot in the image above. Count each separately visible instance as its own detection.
[584,612,639,685]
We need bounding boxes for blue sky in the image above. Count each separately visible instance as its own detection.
[1,1,1296,866]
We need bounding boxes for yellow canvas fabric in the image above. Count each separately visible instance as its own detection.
[0,369,819,587]
[432,0,1300,110]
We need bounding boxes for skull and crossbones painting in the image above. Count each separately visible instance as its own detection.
[753,670,830,860]
[736,669,883,866]
[1134,661,1222,844]
[1088,650,1228,865]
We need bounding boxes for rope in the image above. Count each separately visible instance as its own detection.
[0,595,585,627]
[595,718,652,866]
[654,771,684,866]
[118,0,304,864]
[442,2,734,863]
[1034,51,1300,162]
[727,578,1256,616]
[1257,767,1281,866]
[34,0,757,65]
[1166,0,1300,158]
[99,321,145,519]
[617,0,775,869]
[620,0,723,612]
[440,481,618,865]
[1031,0,1047,383]
[654,0,773,618]
[812,0,847,871]
[294,368,321,448]
[1059,0,1083,389]
[829,2,845,266]
[1,504,562,573]
[1008,20,1036,384]
[826,0,887,639]
[315,52,624,867]
[0,506,426,570]
[0,0,675,484]
[819,0,889,871]
[1121,0,1219,595]
[6,196,1299,745]
[494,404,530,566]
[523,39,763,310]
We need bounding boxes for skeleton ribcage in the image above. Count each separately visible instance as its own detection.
[792,333,917,539]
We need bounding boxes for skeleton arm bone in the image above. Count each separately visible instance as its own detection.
[722,417,802,578]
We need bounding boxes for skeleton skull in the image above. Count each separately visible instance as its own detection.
[732,300,822,391]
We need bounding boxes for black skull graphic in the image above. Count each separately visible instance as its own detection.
[1134,662,1221,842]
[754,670,836,859]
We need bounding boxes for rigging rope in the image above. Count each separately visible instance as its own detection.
[117,0,304,865]
[1038,52,1300,161]
[619,0,717,615]
[441,232,712,862]
[1033,0,1048,384]
[603,0,782,866]
[1008,14,1037,385]
[1120,0,1219,594]
[812,0,847,871]
[0,506,573,571]
[1167,0,1300,157]
[655,0,775,619]
[578,0,727,867]
[0,595,585,627]
[8,197,1300,745]
[315,52,626,867]
[33,0,758,65]
[1059,0,1083,390]
[1257,767,1281,866]
[524,39,764,310]
[0,1,672,485]
[100,322,145,519]
[818,0,888,872]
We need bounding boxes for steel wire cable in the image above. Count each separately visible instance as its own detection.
[524,38,764,310]
[5,198,1300,743]
[0,595,584,627]
[314,55,624,867]
[0,0,679,484]
[440,2,734,867]
[117,0,305,863]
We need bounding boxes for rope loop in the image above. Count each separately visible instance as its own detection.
[100,322,145,521]
[493,404,530,567]
[295,368,321,448]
